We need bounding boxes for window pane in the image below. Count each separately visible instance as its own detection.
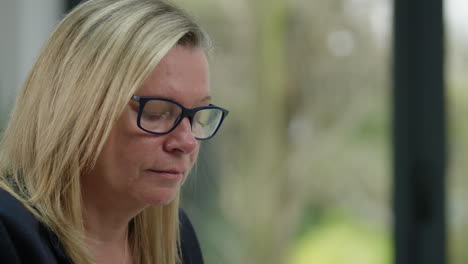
[177,1,393,263]
[445,0,468,263]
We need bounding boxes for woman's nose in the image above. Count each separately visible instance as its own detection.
[163,117,198,154]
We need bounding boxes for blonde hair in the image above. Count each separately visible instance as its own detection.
[0,0,209,263]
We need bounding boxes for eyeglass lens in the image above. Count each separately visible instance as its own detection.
[140,100,224,139]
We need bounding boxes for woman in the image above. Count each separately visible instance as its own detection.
[0,0,228,263]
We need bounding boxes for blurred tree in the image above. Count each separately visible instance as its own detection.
[446,17,468,264]
[217,0,298,263]
[175,0,392,263]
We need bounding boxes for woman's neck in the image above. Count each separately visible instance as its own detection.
[82,195,139,264]
[84,219,133,264]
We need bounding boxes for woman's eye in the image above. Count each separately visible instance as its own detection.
[195,117,207,127]
[142,111,170,121]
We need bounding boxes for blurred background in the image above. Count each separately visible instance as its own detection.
[0,0,467,263]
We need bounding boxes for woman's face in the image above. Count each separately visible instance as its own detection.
[82,45,209,209]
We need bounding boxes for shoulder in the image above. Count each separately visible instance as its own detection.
[179,209,204,264]
[0,188,38,230]
[0,188,69,264]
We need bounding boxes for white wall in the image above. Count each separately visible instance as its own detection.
[0,0,63,123]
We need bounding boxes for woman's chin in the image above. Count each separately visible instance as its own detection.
[140,186,180,206]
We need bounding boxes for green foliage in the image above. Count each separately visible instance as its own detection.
[173,0,393,263]
[289,210,392,264]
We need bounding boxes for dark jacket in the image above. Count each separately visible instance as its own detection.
[0,189,204,264]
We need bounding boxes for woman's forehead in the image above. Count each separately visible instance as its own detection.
[136,46,210,105]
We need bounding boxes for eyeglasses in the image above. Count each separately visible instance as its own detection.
[131,96,229,140]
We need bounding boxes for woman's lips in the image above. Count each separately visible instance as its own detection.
[147,169,183,182]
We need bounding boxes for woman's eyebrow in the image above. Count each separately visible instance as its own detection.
[199,95,211,103]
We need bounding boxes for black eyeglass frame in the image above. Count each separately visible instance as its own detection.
[131,95,229,140]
